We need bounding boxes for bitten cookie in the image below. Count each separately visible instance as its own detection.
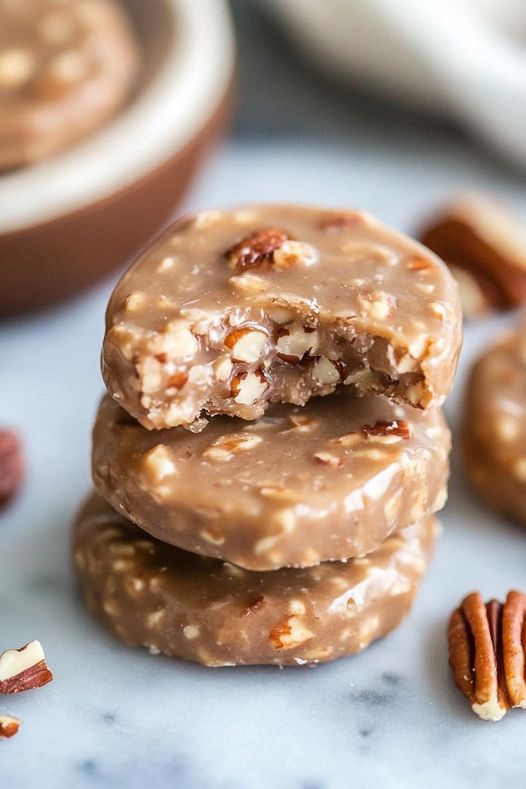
[463,321,526,523]
[0,0,139,169]
[92,390,450,570]
[73,493,437,667]
[102,204,461,430]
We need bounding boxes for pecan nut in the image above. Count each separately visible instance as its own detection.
[448,590,526,721]
[419,195,526,318]
[0,430,23,509]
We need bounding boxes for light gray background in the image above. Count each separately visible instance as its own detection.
[1,3,526,787]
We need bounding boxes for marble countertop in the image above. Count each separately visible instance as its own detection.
[2,5,526,786]
[2,137,526,789]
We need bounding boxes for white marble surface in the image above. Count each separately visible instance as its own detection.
[2,139,526,789]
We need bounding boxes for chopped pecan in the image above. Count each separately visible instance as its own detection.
[224,326,268,363]
[0,640,53,694]
[319,212,365,232]
[312,451,344,468]
[225,228,289,272]
[269,616,314,650]
[312,356,344,385]
[167,371,189,390]
[448,590,526,721]
[230,368,270,405]
[276,324,318,364]
[0,715,21,739]
[240,595,265,617]
[203,432,263,462]
[361,420,412,440]
[405,255,433,272]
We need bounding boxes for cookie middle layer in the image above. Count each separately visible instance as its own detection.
[92,390,450,570]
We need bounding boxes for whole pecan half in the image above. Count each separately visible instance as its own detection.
[448,590,526,721]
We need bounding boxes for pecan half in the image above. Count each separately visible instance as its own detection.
[0,715,21,739]
[448,590,526,721]
[361,420,412,440]
[0,641,53,694]
[0,430,24,509]
[225,228,289,272]
[419,195,526,317]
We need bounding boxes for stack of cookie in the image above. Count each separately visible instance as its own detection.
[74,204,461,667]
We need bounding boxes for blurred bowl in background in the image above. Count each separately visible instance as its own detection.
[0,0,234,314]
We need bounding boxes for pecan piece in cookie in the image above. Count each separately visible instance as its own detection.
[225,228,289,272]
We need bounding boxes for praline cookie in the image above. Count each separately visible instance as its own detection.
[0,0,139,169]
[102,204,461,430]
[463,321,526,523]
[73,493,437,667]
[92,390,450,570]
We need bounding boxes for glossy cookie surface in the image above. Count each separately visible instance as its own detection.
[92,390,449,570]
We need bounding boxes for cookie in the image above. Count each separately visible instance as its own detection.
[73,493,437,667]
[92,390,450,570]
[463,321,526,522]
[102,204,461,430]
[0,0,139,169]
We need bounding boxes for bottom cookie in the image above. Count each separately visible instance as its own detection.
[73,494,437,667]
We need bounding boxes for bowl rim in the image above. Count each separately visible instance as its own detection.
[0,0,235,235]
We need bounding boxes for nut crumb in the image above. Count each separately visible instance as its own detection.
[361,420,412,440]
[203,433,263,462]
[240,595,265,617]
[313,451,344,468]
[0,715,21,739]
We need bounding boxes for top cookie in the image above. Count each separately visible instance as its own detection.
[103,205,462,430]
[0,0,139,170]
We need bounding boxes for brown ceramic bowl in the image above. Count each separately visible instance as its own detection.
[0,0,234,314]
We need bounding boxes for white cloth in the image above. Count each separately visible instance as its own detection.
[266,0,526,167]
